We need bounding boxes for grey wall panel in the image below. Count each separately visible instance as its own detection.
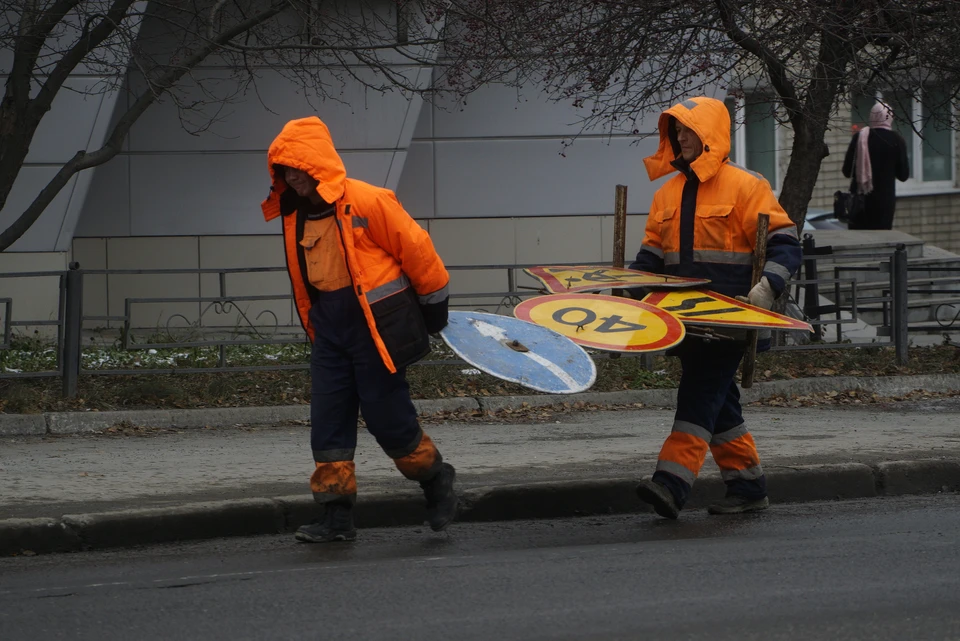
[127,151,394,236]
[430,83,661,139]
[128,154,277,237]
[384,150,408,193]
[428,218,517,266]
[395,141,434,217]
[128,67,428,153]
[384,67,430,190]
[432,137,666,218]
[74,87,132,239]
[73,155,132,238]
[16,79,116,164]
[413,95,433,138]
[54,87,125,250]
[1,167,78,252]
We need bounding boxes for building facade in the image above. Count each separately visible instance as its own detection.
[2,5,957,336]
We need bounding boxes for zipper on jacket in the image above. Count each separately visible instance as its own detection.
[335,203,362,296]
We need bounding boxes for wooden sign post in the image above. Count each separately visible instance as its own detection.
[741,213,770,389]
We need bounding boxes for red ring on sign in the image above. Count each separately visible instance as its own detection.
[515,293,685,352]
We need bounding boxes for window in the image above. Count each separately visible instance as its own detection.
[725,95,779,190]
[854,87,955,190]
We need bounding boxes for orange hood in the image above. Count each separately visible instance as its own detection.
[265,117,347,212]
[643,96,731,183]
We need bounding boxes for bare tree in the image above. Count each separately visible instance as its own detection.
[434,0,960,226]
[4,1,960,250]
[0,0,452,251]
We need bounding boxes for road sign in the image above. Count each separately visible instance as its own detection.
[439,310,596,394]
[641,289,813,331]
[525,265,710,294]
[514,293,686,353]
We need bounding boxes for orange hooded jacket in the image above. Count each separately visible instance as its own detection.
[261,117,449,373]
[631,97,801,298]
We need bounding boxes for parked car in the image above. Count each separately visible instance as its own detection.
[803,207,848,231]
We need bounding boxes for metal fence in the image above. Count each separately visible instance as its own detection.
[3,241,958,398]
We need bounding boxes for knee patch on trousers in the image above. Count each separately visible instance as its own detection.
[310,460,358,504]
[709,424,763,479]
[655,425,709,485]
[384,429,443,481]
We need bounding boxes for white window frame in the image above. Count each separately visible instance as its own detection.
[726,96,781,193]
[867,89,958,196]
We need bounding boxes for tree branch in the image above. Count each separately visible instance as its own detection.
[30,0,141,120]
[713,0,802,121]
[0,2,288,252]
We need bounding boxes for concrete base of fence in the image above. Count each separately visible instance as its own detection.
[0,374,957,436]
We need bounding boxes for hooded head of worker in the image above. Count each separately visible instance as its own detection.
[266,117,347,208]
[643,96,731,184]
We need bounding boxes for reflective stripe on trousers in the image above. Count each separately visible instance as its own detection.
[308,288,442,504]
[653,340,766,507]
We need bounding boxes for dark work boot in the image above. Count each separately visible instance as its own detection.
[636,478,680,520]
[420,463,458,532]
[295,502,357,543]
[707,495,770,515]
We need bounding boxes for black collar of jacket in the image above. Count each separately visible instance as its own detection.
[670,157,698,182]
[280,189,336,219]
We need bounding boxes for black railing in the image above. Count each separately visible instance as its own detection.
[2,247,956,396]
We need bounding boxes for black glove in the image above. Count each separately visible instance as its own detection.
[420,296,449,334]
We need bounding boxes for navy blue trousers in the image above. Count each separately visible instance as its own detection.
[308,287,422,460]
[653,340,768,507]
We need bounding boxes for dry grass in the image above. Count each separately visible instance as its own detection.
[2,345,959,415]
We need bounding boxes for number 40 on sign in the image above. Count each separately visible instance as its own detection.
[514,294,686,353]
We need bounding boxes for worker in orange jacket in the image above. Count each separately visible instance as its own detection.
[261,117,457,542]
[630,97,802,518]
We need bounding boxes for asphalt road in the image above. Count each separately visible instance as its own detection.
[1,495,959,641]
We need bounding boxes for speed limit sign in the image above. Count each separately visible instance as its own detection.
[514,293,685,353]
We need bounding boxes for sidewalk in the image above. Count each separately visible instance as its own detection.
[3,377,960,555]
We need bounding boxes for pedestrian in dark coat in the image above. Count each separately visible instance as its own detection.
[842,102,910,230]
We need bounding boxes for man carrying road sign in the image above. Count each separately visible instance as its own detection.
[628,96,802,520]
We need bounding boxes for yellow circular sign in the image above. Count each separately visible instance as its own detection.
[514,294,686,352]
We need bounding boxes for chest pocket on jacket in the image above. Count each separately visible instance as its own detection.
[299,219,353,292]
[656,207,679,253]
[695,205,733,251]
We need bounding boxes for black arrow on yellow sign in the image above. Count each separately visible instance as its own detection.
[662,297,743,317]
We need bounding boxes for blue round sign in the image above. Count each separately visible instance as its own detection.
[440,311,596,394]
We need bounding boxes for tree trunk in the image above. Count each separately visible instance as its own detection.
[777,117,830,230]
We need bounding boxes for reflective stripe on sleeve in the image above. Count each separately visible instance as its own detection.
[419,285,449,305]
[642,244,664,259]
[763,261,792,281]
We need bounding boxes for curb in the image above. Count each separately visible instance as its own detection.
[3,458,958,556]
[2,374,958,437]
